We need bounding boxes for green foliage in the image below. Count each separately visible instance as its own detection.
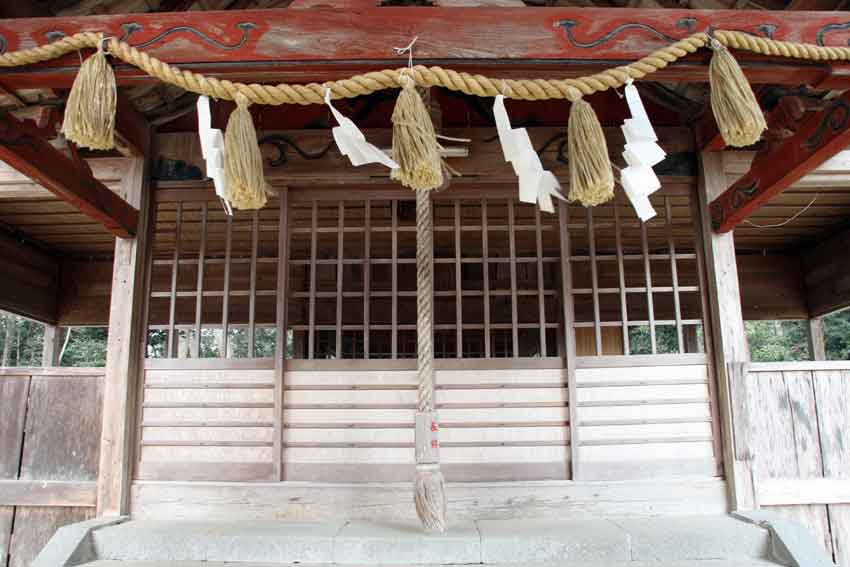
[0,312,44,366]
[60,327,108,367]
[746,320,810,362]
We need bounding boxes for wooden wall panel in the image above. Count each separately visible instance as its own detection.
[574,363,718,481]
[748,366,850,566]
[137,368,277,482]
[19,376,103,482]
[0,231,59,323]
[747,370,832,554]
[0,372,103,567]
[737,254,809,320]
[0,378,29,480]
[803,228,850,317]
[137,366,570,483]
[0,506,12,567]
[57,260,114,326]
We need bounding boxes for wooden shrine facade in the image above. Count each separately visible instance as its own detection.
[1,7,850,554]
[136,180,718,484]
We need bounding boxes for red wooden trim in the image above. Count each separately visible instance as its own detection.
[696,112,725,153]
[710,89,850,233]
[0,9,849,88]
[0,113,138,237]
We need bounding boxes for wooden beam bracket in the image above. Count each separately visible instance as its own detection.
[0,112,139,238]
[710,90,850,233]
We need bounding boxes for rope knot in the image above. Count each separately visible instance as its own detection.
[234,91,251,108]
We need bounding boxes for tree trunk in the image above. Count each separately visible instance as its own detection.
[2,315,18,367]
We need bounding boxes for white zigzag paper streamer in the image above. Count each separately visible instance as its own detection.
[494,95,565,213]
[197,95,233,216]
[620,81,666,221]
[325,89,398,170]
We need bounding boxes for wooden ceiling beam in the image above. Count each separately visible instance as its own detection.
[0,9,849,88]
[114,92,152,157]
[0,113,139,238]
[710,89,850,233]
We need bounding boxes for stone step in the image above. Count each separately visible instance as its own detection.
[90,515,775,565]
[80,561,785,567]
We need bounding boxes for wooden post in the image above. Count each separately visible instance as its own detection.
[41,324,64,366]
[697,150,754,511]
[808,317,826,361]
[97,154,151,517]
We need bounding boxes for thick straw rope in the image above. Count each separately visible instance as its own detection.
[3,30,850,105]
[416,188,435,413]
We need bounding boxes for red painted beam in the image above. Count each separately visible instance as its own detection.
[0,113,138,238]
[0,9,849,88]
[710,90,850,233]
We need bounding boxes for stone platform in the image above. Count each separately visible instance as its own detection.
[34,514,804,567]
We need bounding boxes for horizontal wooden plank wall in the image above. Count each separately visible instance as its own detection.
[138,362,277,481]
[746,364,850,567]
[0,369,103,567]
[137,360,570,482]
[131,477,730,523]
[573,356,719,481]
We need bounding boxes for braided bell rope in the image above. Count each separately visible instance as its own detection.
[416,188,435,413]
[2,30,850,105]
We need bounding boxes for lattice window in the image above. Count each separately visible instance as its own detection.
[566,190,706,356]
[146,198,280,359]
[286,197,563,360]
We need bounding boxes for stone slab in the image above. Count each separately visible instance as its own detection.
[478,517,631,563]
[32,516,127,567]
[79,561,785,567]
[333,520,480,565]
[92,520,344,563]
[734,510,835,567]
[610,515,771,561]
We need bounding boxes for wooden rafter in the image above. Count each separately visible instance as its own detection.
[710,90,850,233]
[0,9,849,88]
[0,112,139,238]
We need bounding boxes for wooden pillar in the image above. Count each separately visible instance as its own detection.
[274,187,290,480]
[697,151,754,511]
[808,317,826,361]
[97,155,151,517]
[41,324,64,366]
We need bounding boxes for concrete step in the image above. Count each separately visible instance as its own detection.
[79,562,785,567]
[89,515,777,565]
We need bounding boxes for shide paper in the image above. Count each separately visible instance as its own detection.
[620,81,666,221]
[197,95,232,215]
[494,94,566,213]
[326,89,399,170]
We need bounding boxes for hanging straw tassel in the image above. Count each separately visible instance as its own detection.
[709,38,767,148]
[567,98,614,207]
[224,92,268,210]
[391,74,444,191]
[61,37,116,151]
[415,463,447,532]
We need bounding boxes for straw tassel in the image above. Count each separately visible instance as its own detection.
[709,39,767,148]
[61,38,116,151]
[224,92,268,210]
[415,463,447,532]
[391,74,444,191]
[567,98,615,207]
